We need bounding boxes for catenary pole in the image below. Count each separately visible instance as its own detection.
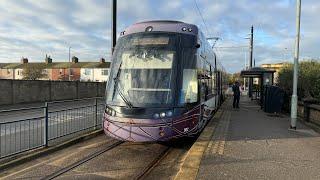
[248,26,253,97]
[111,0,117,54]
[290,0,301,129]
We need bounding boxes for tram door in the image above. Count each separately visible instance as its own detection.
[198,61,211,129]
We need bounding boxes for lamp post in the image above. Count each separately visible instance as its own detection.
[290,0,301,130]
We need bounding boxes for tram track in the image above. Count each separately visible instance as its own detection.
[134,146,172,180]
[40,141,171,180]
[41,140,124,180]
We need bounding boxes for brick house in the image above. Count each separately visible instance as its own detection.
[0,57,110,81]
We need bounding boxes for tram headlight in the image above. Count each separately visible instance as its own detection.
[181,27,187,31]
[105,108,109,115]
[154,110,173,119]
[160,112,166,118]
[111,110,116,116]
[145,26,153,32]
[105,107,115,116]
[153,113,160,119]
[188,28,192,32]
[166,111,173,117]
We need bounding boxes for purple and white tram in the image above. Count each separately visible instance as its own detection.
[104,20,227,142]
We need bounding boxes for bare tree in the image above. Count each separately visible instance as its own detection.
[21,64,48,80]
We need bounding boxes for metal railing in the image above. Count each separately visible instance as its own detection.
[0,97,105,159]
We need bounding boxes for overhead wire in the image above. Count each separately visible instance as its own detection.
[193,0,211,37]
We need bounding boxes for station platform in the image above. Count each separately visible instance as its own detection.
[177,96,320,180]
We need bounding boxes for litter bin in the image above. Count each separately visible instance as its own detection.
[263,86,284,113]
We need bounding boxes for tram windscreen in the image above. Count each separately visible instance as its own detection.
[106,34,177,107]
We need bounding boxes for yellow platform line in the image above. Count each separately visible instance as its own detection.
[174,109,223,180]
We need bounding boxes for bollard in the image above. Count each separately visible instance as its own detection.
[44,102,49,147]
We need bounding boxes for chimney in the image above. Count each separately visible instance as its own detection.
[71,56,79,63]
[45,54,52,64]
[100,58,105,63]
[21,57,28,64]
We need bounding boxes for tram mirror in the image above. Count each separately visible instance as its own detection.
[195,43,201,48]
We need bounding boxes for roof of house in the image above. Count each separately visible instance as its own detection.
[0,62,111,69]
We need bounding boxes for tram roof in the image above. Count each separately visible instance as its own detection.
[120,20,199,37]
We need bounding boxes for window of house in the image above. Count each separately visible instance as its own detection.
[7,69,11,74]
[17,70,20,75]
[70,69,74,75]
[59,69,63,74]
[84,69,91,75]
[101,69,108,76]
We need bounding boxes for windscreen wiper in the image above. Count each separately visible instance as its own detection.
[111,62,134,108]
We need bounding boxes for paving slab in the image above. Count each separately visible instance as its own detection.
[197,96,320,180]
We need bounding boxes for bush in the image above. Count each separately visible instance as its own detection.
[277,60,320,102]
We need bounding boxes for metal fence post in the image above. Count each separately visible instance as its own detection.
[44,102,49,147]
[94,98,98,130]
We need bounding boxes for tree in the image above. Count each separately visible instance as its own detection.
[277,60,320,102]
[228,72,244,85]
[21,63,48,80]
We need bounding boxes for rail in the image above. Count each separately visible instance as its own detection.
[0,97,105,159]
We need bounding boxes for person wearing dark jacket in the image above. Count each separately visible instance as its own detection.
[232,81,241,108]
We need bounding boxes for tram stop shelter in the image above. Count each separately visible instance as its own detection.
[240,67,276,106]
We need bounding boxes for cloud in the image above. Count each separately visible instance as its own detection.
[0,0,319,73]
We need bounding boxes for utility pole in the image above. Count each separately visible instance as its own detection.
[111,0,117,54]
[68,46,71,81]
[290,0,301,130]
[248,25,254,97]
[244,50,247,91]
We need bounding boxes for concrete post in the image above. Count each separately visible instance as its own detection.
[290,0,301,129]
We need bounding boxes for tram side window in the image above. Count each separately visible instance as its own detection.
[203,62,212,97]
[180,69,198,104]
[207,64,213,96]
[212,73,216,95]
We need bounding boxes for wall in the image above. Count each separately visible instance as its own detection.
[297,103,320,126]
[0,79,106,105]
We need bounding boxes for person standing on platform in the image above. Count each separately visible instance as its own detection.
[232,81,241,108]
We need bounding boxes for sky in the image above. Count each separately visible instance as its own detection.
[0,0,319,73]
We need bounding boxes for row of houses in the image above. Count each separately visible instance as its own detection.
[0,56,111,82]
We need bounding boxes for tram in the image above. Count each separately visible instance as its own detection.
[104,20,227,142]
